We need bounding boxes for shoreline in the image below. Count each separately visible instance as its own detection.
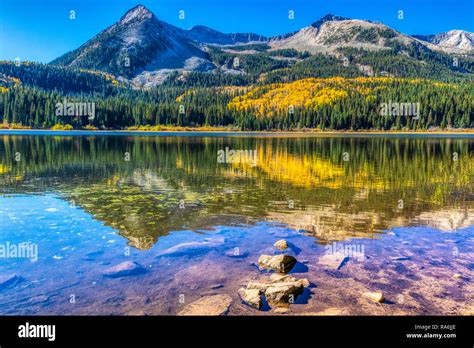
[0,128,473,137]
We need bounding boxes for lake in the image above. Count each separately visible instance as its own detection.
[0,132,472,315]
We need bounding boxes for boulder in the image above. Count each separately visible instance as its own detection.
[258,254,297,273]
[243,274,310,308]
[274,239,288,250]
[363,291,385,303]
[178,294,233,315]
[238,288,262,309]
[103,261,146,278]
[265,282,304,306]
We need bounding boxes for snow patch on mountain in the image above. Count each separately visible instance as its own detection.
[413,30,474,54]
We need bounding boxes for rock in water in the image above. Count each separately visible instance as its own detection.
[238,288,262,309]
[246,282,272,292]
[157,237,226,257]
[103,261,146,278]
[224,249,248,258]
[363,291,385,303]
[258,254,297,273]
[178,294,233,315]
[274,239,288,250]
[269,274,309,287]
[390,256,411,261]
[265,282,304,306]
[0,274,24,291]
[240,270,310,308]
[27,295,50,305]
[269,274,290,283]
[318,253,349,270]
[247,275,309,292]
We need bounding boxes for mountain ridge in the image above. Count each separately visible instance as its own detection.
[413,30,474,52]
[50,5,474,86]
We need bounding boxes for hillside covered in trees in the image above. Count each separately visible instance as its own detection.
[0,54,472,131]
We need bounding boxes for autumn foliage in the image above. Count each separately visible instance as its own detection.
[228,77,456,118]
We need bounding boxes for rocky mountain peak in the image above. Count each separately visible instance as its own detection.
[119,4,155,25]
[311,14,348,28]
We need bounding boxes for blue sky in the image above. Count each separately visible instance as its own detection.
[1,0,473,63]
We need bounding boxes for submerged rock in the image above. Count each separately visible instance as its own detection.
[224,249,248,258]
[363,291,385,303]
[238,288,262,309]
[0,274,24,291]
[82,250,104,261]
[258,254,297,273]
[103,261,146,278]
[178,294,232,316]
[157,237,226,257]
[27,295,50,305]
[274,239,288,250]
[210,284,224,289]
[318,253,349,270]
[390,256,411,261]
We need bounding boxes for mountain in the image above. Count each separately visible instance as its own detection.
[47,6,474,87]
[51,4,268,83]
[51,5,217,79]
[413,30,474,54]
[269,14,413,54]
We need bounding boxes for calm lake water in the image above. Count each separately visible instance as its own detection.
[0,132,473,315]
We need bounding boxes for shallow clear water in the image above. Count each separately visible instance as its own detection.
[0,133,472,315]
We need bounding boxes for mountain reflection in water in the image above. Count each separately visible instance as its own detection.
[0,134,473,250]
